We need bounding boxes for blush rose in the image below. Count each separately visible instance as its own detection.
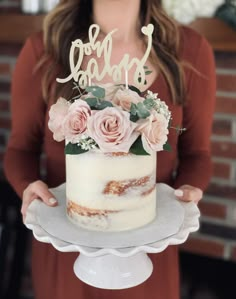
[48,97,69,142]
[112,89,144,111]
[136,111,169,152]
[63,99,91,143]
[87,107,139,152]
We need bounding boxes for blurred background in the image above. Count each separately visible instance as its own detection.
[0,0,236,299]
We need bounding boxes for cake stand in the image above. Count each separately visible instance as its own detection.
[25,183,200,290]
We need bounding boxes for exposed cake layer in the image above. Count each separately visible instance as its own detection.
[67,188,156,231]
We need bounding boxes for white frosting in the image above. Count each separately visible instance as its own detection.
[66,151,157,231]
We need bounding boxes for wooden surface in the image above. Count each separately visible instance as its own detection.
[190,17,236,52]
[0,14,44,43]
[0,14,236,51]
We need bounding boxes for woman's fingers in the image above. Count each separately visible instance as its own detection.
[174,184,203,203]
[22,180,58,221]
[31,181,57,206]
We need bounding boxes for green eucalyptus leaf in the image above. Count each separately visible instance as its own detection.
[128,85,141,95]
[130,136,150,155]
[136,102,150,119]
[163,142,172,152]
[96,100,113,110]
[143,98,155,110]
[65,142,88,155]
[85,97,98,108]
[86,86,105,98]
[130,114,139,122]
[130,103,138,115]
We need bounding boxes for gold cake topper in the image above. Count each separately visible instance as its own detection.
[56,23,154,88]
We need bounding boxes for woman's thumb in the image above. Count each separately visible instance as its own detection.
[37,187,58,206]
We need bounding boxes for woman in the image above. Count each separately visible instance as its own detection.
[4,0,215,298]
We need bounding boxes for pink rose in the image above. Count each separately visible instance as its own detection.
[87,107,139,153]
[112,89,144,111]
[136,111,169,152]
[63,99,91,143]
[48,97,69,142]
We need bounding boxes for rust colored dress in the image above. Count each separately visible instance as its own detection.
[4,26,216,299]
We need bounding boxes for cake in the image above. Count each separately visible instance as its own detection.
[48,24,172,232]
[66,151,156,231]
[48,84,171,231]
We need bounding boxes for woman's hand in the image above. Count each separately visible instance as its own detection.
[174,184,203,204]
[22,180,58,222]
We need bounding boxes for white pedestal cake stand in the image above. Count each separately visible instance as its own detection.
[25,183,200,290]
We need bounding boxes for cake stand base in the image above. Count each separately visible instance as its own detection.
[25,183,200,289]
[74,252,153,289]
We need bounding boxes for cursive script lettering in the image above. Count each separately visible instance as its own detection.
[56,24,154,88]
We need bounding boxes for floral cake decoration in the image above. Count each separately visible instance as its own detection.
[48,24,184,155]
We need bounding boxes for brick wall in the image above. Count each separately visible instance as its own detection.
[0,2,21,170]
[181,51,236,261]
[0,44,21,180]
[1,3,34,299]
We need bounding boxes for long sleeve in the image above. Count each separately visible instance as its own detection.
[174,33,216,190]
[3,34,46,198]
